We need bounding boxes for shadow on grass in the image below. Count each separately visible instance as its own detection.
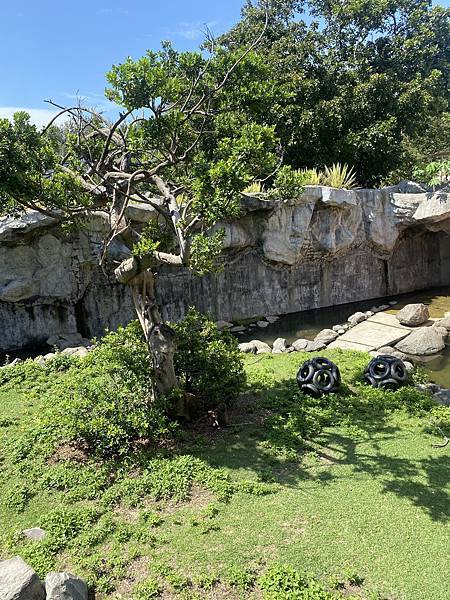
[188,375,450,524]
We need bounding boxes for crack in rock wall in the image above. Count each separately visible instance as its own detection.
[1,185,449,352]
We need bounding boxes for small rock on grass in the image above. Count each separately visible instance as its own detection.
[23,527,46,541]
[272,338,289,353]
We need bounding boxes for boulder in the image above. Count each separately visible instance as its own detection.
[396,180,429,194]
[238,342,256,354]
[292,338,309,351]
[0,556,45,600]
[272,338,289,353]
[238,340,271,354]
[22,528,46,541]
[376,346,409,361]
[305,340,326,352]
[47,333,91,351]
[61,347,89,358]
[434,316,450,331]
[230,326,246,333]
[215,320,233,330]
[434,389,450,407]
[314,328,338,345]
[404,361,414,372]
[347,311,367,326]
[45,572,88,600]
[396,303,429,326]
[265,316,279,323]
[433,324,448,338]
[256,320,269,328]
[34,356,46,367]
[252,340,272,354]
[395,327,445,356]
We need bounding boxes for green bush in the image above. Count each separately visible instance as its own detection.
[172,308,245,409]
[259,565,339,599]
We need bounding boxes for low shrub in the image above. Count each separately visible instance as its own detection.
[259,565,339,599]
[172,308,245,409]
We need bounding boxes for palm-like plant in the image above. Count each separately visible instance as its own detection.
[323,163,357,189]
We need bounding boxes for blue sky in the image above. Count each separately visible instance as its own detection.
[1,0,449,127]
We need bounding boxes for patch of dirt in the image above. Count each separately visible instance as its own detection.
[161,484,216,515]
[48,441,90,464]
[114,556,150,597]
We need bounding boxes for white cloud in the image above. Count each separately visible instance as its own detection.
[0,107,66,128]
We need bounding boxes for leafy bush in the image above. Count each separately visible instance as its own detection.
[259,565,338,599]
[172,308,245,409]
[269,165,306,199]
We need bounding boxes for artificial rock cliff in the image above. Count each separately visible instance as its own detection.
[1,185,450,352]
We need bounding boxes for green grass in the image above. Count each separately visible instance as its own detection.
[0,350,448,599]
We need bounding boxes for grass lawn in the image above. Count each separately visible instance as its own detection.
[0,350,448,599]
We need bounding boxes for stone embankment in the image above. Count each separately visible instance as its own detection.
[0,556,87,600]
[1,182,450,353]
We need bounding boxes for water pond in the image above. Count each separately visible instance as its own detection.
[239,286,450,388]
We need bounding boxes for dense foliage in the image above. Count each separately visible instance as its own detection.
[222,0,450,185]
[172,308,245,409]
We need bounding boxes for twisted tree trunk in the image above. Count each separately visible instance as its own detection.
[127,270,178,399]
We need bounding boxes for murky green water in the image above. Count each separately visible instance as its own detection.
[240,286,450,388]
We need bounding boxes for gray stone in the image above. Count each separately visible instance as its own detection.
[404,361,414,372]
[0,556,45,600]
[389,300,398,306]
[265,316,279,323]
[304,340,327,352]
[434,316,450,330]
[292,338,309,351]
[434,389,450,407]
[314,328,338,345]
[378,305,391,312]
[23,528,46,540]
[433,324,448,338]
[43,353,57,361]
[396,180,429,194]
[376,346,409,361]
[61,347,89,358]
[238,343,256,354]
[45,572,88,600]
[252,340,272,354]
[47,333,91,351]
[347,312,367,326]
[230,326,246,333]
[272,338,289,353]
[396,303,429,326]
[215,320,233,330]
[395,327,446,356]
[34,356,46,367]
[365,310,374,317]
[338,329,346,335]
[256,320,270,328]
[416,383,441,394]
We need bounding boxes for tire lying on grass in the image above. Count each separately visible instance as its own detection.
[296,357,341,397]
[364,355,408,390]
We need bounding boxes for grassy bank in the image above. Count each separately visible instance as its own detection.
[0,350,448,599]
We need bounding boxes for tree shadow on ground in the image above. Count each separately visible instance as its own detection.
[188,375,450,523]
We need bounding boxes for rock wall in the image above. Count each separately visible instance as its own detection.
[1,185,450,352]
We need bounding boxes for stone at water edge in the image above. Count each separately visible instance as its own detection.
[376,346,409,361]
[396,303,429,326]
[395,327,446,356]
[45,572,88,600]
[61,346,89,358]
[265,316,279,323]
[272,338,289,353]
[292,338,309,351]
[215,320,233,330]
[347,311,367,327]
[256,320,270,328]
[434,316,450,331]
[238,340,272,354]
[314,328,338,345]
[231,325,246,333]
[0,556,45,600]
[377,304,391,312]
[304,340,327,352]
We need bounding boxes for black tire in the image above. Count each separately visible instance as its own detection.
[364,373,377,387]
[312,369,335,392]
[369,358,391,380]
[390,360,407,382]
[297,362,315,384]
[311,357,334,369]
[301,383,322,398]
[379,378,399,390]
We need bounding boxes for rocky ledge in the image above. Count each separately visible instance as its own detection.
[1,183,450,352]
